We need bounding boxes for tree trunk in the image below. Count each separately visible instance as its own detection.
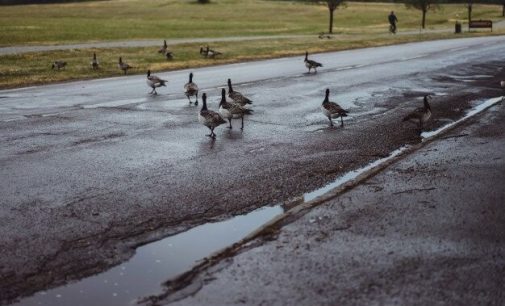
[329,9,334,34]
[468,4,472,22]
[422,9,426,29]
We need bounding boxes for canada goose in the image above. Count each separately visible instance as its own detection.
[200,47,208,57]
[219,88,253,130]
[318,32,332,39]
[227,79,253,106]
[198,93,226,139]
[158,40,168,54]
[146,70,167,95]
[321,88,348,127]
[165,50,174,60]
[90,53,99,70]
[206,45,222,58]
[51,61,67,70]
[304,51,322,73]
[118,57,132,75]
[184,72,199,105]
[402,95,432,131]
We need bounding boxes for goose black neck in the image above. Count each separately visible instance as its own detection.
[424,96,431,110]
[189,73,193,83]
[119,57,122,63]
[220,89,226,106]
[93,53,96,59]
[227,79,233,92]
[305,52,308,60]
[147,70,151,77]
[202,94,208,111]
[323,89,330,103]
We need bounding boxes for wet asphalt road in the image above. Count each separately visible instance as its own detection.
[166,97,505,306]
[1,36,505,304]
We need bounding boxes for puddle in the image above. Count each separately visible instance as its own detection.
[13,205,283,306]
[304,146,408,202]
[422,96,503,139]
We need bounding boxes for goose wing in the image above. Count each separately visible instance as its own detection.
[324,101,347,115]
[148,75,167,85]
[402,107,425,121]
[201,110,225,124]
[229,91,253,105]
[184,82,199,93]
[306,59,322,67]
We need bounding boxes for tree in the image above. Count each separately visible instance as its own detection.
[303,0,345,34]
[466,1,473,22]
[324,0,345,34]
[404,0,439,29]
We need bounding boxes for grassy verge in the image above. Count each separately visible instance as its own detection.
[1,30,504,89]
[0,1,504,89]
[0,1,503,46]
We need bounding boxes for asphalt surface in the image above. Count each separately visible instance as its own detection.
[163,99,505,306]
[1,36,505,304]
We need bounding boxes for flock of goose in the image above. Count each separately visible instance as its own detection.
[51,39,489,139]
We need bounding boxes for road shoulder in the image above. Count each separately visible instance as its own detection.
[167,100,505,306]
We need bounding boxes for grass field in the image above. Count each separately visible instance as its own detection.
[0,0,504,89]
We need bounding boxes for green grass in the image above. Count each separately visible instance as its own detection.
[0,1,504,89]
[0,0,503,46]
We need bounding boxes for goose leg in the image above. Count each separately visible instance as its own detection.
[186,95,192,104]
[241,116,244,130]
[328,116,334,127]
[206,127,213,138]
[195,92,198,106]
[340,116,344,127]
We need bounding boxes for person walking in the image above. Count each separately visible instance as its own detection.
[388,11,398,34]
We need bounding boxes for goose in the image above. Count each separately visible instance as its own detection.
[402,95,432,131]
[218,88,253,130]
[118,57,132,75]
[304,51,322,73]
[51,60,67,70]
[198,93,226,139]
[206,45,222,58]
[227,79,253,106]
[146,70,167,95]
[158,40,168,54]
[90,53,99,70]
[184,72,199,105]
[165,50,174,60]
[200,47,209,57]
[321,88,348,127]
